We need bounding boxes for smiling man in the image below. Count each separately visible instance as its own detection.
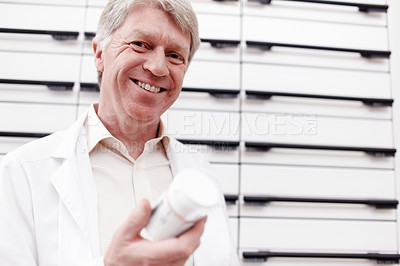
[0,0,239,265]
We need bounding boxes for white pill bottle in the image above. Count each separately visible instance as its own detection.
[145,168,219,240]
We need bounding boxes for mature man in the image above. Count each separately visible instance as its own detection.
[0,0,239,265]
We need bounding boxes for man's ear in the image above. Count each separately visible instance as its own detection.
[93,41,105,72]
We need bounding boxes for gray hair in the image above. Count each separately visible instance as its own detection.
[93,0,200,86]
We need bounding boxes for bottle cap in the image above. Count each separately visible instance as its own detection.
[167,168,219,221]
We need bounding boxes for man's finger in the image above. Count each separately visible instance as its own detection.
[119,199,152,240]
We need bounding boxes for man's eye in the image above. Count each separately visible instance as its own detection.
[130,42,149,51]
[167,53,184,64]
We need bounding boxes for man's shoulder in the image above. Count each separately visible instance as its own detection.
[3,109,88,165]
[4,131,66,165]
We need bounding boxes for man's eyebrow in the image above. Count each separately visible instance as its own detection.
[131,29,190,55]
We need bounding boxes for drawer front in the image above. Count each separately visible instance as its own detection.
[163,110,240,163]
[210,163,240,217]
[171,91,240,112]
[0,51,80,104]
[191,0,240,15]
[4,0,86,6]
[163,110,240,141]
[243,16,388,52]
[242,63,392,119]
[87,0,108,7]
[242,114,393,148]
[183,61,240,90]
[241,113,394,168]
[240,253,398,266]
[83,7,103,55]
[240,164,396,220]
[0,3,85,54]
[195,13,240,62]
[176,59,241,109]
[229,217,239,252]
[242,17,389,71]
[240,218,398,252]
[0,103,76,134]
[243,0,387,26]
[0,136,38,155]
[0,82,78,105]
[0,51,80,84]
[79,55,99,105]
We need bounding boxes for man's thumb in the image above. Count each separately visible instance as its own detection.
[120,199,152,240]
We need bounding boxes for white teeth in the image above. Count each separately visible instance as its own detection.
[136,80,161,93]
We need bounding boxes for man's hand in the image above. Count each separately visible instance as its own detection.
[104,199,206,266]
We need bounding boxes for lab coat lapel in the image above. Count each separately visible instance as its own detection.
[50,113,100,260]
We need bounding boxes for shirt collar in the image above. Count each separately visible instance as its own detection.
[84,104,170,155]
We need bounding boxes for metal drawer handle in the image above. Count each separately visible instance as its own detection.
[0,79,74,91]
[200,38,240,49]
[84,32,96,40]
[246,41,391,59]
[212,0,239,2]
[0,28,79,41]
[183,87,239,99]
[243,195,398,209]
[245,142,396,157]
[247,0,388,13]
[246,90,393,107]
[177,139,240,151]
[80,82,99,92]
[224,194,239,205]
[242,251,400,264]
[0,131,49,138]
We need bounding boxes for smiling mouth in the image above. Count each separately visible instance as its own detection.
[131,79,166,93]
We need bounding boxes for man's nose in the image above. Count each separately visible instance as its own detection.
[143,48,169,77]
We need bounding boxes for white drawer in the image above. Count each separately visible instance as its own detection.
[0,102,76,134]
[171,90,240,112]
[241,113,395,168]
[195,13,241,62]
[163,110,240,163]
[210,163,239,216]
[183,61,240,90]
[2,0,86,6]
[229,217,239,252]
[243,16,388,52]
[242,114,393,148]
[240,164,396,220]
[191,0,240,15]
[0,51,80,84]
[242,17,389,72]
[240,218,398,252]
[0,3,85,54]
[242,64,392,119]
[243,0,387,26]
[87,0,107,7]
[83,7,103,55]
[0,82,78,105]
[79,55,99,105]
[0,136,38,155]
[240,252,399,266]
[188,145,240,163]
[174,58,241,111]
[211,163,239,195]
[163,110,240,141]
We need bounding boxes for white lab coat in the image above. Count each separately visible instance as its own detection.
[0,111,239,266]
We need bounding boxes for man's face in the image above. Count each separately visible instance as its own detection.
[94,6,191,124]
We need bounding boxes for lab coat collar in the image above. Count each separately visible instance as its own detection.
[52,109,89,159]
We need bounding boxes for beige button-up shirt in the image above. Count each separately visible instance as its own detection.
[84,105,193,265]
